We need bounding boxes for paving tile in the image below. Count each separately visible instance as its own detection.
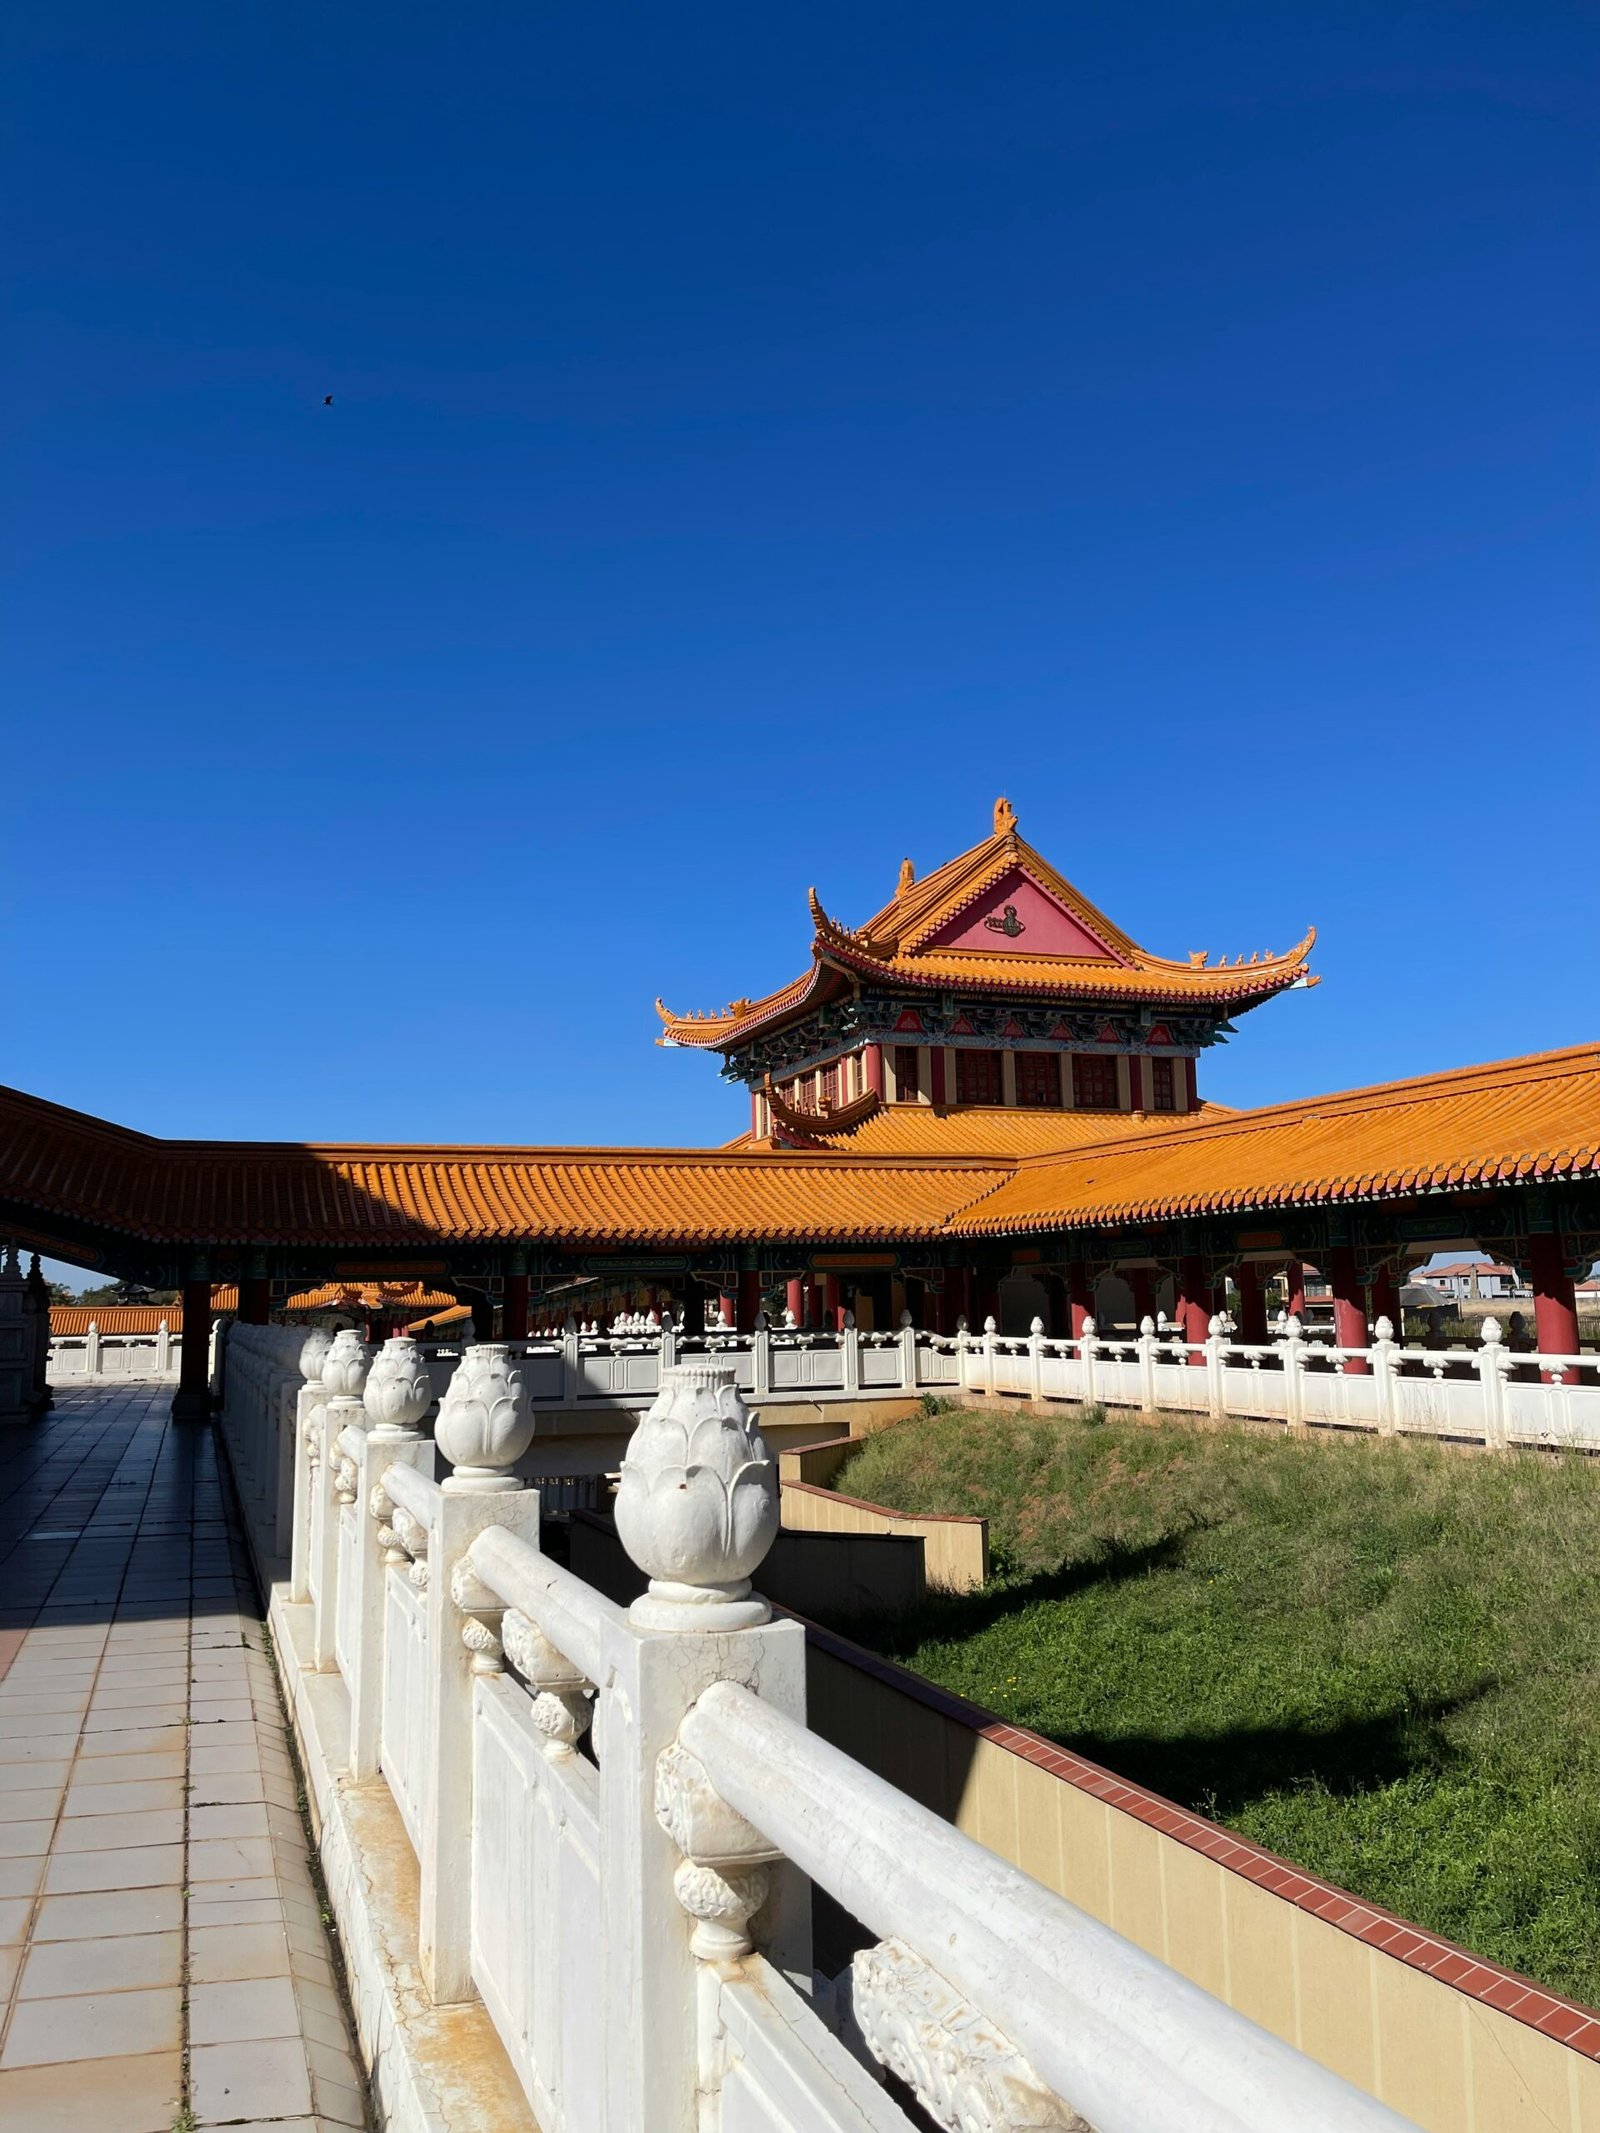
[1,1983,182,2066]
[191,2034,314,2121]
[0,1853,49,1897]
[190,1740,263,1775]
[0,1818,56,1858]
[0,1731,82,1766]
[0,1755,72,1793]
[191,1973,302,2044]
[69,1749,184,1788]
[0,2047,181,2131]
[76,1724,185,1758]
[191,1835,275,1882]
[41,1842,184,1895]
[0,1895,33,1943]
[19,1929,183,1998]
[189,1894,287,1927]
[63,1777,184,1817]
[189,1917,294,1982]
[50,1806,184,1852]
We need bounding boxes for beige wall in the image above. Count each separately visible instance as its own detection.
[781,1479,988,1592]
[806,1640,1600,2132]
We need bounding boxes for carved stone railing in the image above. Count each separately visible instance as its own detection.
[217,1329,1424,2133]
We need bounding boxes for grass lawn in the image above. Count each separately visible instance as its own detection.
[835,1404,1600,2005]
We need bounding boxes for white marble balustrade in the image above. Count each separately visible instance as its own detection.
[215,1323,1423,2133]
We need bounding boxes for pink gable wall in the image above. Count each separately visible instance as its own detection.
[924,866,1119,959]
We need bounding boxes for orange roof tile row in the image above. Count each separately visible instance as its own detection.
[954,1045,1600,1235]
[7,1045,1599,1256]
[823,1100,1237,1159]
[50,1305,185,1335]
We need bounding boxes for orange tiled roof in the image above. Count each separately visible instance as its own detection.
[810,1100,1237,1159]
[8,1046,1599,1256]
[282,1282,456,1313]
[951,1044,1600,1236]
[0,1085,1007,1247]
[658,801,1316,1049]
[50,1304,185,1335]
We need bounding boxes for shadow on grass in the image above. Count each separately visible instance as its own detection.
[1071,1684,1494,1820]
[850,1528,1196,1657]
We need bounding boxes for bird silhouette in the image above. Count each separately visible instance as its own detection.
[323,395,334,406]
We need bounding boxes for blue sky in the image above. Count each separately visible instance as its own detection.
[5,1,1596,1237]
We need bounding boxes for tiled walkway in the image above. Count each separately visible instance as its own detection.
[0,1384,369,2131]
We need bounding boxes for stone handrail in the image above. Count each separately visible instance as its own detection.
[467,1523,623,1686]
[678,1678,1414,2133]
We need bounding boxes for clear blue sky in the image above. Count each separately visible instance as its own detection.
[6,4,1596,1190]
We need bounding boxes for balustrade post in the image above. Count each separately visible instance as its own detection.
[752,1311,771,1399]
[1371,1316,1399,1436]
[1079,1315,1098,1408]
[956,1316,971,1394]
[608,1361,807,2133]
[1028,1316,1045,1402]
[562,1314,581,1405]
[841,1310,861,1395]
[421,1344,542,2004]
[1137,1314,1158,1414]
[313,1331,370,1672]
[1477,1317,1512,1451]
[1282,1314,1306,1435]
[290,1329,331,1604]
[1205,1314,1227,1421]
[85,1319,101,1380]
[349,1338,437,1781]
[899,1307,917,1394]
[982,1314,998,1397]
[155,1318,171,1378]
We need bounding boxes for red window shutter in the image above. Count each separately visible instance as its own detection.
[1150,1057,1176,1112]
[956,1051,1002,1104]
[1015,1052,1061,1108]
[1072,1054,1119,1110]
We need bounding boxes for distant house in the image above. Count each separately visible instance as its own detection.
[1422,1260,1526,1302]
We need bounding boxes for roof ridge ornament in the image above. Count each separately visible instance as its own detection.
[993,795,1017,837]
[897,856,915,897]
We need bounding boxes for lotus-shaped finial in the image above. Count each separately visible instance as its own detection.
[435,1344,532,1491]
[320,1328,372,1400]
[615,1362,778,1631]
[363,1334,434,1436]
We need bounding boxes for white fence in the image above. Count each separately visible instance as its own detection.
[47,1317,233,1385]
[218,1322,1420,2133]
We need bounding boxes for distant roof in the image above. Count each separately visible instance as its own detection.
[659,799,1316,1050]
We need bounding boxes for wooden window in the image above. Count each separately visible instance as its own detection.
[893,1045,920,1103]
[787,1076,814,1114]
[1150,1056,1176,1112]
[822,1061,840,1109]
[1072,1053,1119,1110]
[956,1049,1003,1104]
[1015,1052,1061,1108]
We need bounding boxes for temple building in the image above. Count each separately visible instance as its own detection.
[659,798,1316,1151]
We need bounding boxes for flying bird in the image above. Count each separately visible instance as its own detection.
[323,395,334,406]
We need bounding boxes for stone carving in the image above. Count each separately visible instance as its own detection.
[614,1362,778,1630]
[671,1859,770,1963]
[333,1455,359,1505]
[500,1607,592,1758]
[460,1614,503,1675]
[851,1939,1088,2132]
[321,1329,373,1401]
[655,1739,779,1871]
[299,1326,334,1385]
[435,1344,533,1490]
[363,1335,433,1435]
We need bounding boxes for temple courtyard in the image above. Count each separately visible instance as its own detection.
[0,1384,366,2132]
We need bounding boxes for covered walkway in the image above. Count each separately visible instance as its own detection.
[0,1385,367,2131]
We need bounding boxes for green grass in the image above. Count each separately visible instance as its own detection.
[835,1406,1600,2005]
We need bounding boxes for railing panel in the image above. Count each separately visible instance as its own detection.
[915,1343,959,1387]
[578,1349,661,1400]
[334,1505,359,1680]
[770,1343,846,1391]
[716,1961,915,2133]
[381,1566,430,1853]
[859,1345,903,1388]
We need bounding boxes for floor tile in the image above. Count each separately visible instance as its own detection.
[19,1929,183,1998]
[50,1806,184,1852]
[30,1883,186,1942]
[0,2047,181,2131]
[191,1973,301,2044]
[189,1917,294,1982]
[191,2035,313,2121]
[63,1777,184,1817]
[41,1842,184,1895]
[1,1983,181,2067]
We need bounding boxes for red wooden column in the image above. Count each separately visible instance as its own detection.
[718,1290,737,1330]
[785,1277,805,1327]
[1369,1265,1402,1339]
[502,1270,531,1339]
[822,1274,844,1330]
[1283,1258,1307,1320]
[1235,1261,1268,1343]
[1175,1255,1212,1363]
[239,1276,271,1326]
[1327,1245,1370,1373]
[863,1044,885,1101]
[1529,1231,1581,1379]
[173,1275,213,1422]
[737,1269,762,1332]
[949,1266,975,1330]
[1066,1265,1093,1341]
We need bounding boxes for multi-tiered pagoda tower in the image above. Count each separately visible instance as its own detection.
[658,799,1317,1149]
